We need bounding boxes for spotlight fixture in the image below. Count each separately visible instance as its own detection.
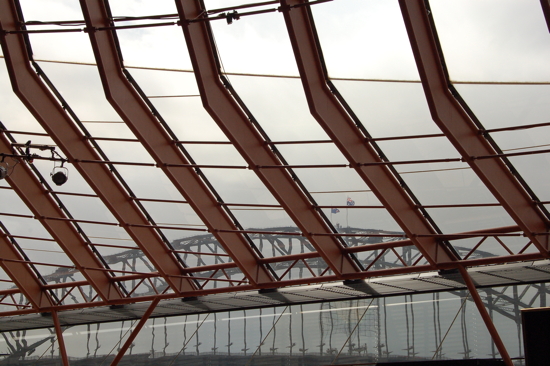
[0,166,7,180]
[12,140,70,186]
[51,163,68,186]
[51,170,68,186]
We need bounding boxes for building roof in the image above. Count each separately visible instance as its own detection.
[0,0,550,327]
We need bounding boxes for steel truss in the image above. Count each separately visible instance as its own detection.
[1,270,545,365]
[0,0,546,313]
[0,0,548,364]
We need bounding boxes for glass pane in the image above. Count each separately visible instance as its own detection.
[0,66,40,132]
[49,194,117,225]
[451,235,537,259]
[199,167,285,205]
[0,188,37,217]
[230,206,294,230]
[426,206,516,234]
[219,77,406,230]
[430,0,550,82]
[172,233,230,267]
[0,267,15,291]
[27,33,94,65]
[145,95,230,142]
[1,283,546,362]
[399,166,498,206]
[37,62,122,123]
[455,84,550,130]
[508,154,550,202]
[312,0,419,80]
[0,327,62,364]
[109,0,192,69]
[92,242,155,277]
[117,313,212,363]
[18,0,93,64]
[205,0,299,76]
[333,79,440,137]
[227,75,328,141]
[115,27,193,71]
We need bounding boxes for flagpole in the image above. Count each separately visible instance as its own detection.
[346,197,354,228]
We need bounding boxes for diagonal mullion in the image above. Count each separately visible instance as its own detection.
[175,0,360,277]
[0,225,54,309]
[399,0,550,255]
[79,0,274,286]
[0,133,123,302]
[280,0,458,265]
[0,0,195,294]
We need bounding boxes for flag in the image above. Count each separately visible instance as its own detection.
[331,208,340,214]
[347,197,355,206]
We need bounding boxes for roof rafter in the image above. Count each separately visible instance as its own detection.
[541,0,550,32]
[79,0,274,286]
[280,0,457,265]
[0,132,123,302]
[0,0,195,294]
[0,229,54,309]
[400,0,550,256]
[0,0,547,324]
[175,0,360,278]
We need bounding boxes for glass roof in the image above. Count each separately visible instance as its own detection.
[0,0,549,319]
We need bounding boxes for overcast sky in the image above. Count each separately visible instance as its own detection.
[1,0,549,361]
[1,0,549,276]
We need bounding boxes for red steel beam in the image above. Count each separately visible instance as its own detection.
[400,0,550,255]
[0,133,122,302]
[541,0,550,32]
[0,0,194,294]
[280,0,457,265]
[51,311,69,366]
[0,231,54,309]
[458,266,513,366]
[110,297,160,366]
[79,0,273,286]
[175,0,360,277]
[0,249,547,317]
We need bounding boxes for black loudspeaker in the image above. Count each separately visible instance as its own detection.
[522,307,550,366]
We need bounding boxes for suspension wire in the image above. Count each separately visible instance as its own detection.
[246,306,290,365]
[98,319,138,366]
[331,298,375,364]
[432,294,470,359]
[167,313,211,366]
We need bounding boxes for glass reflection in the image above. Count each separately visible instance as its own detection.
[0,327,62,364]
[2,283,543,364]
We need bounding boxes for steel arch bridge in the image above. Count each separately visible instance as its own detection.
[1,228,543,365]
